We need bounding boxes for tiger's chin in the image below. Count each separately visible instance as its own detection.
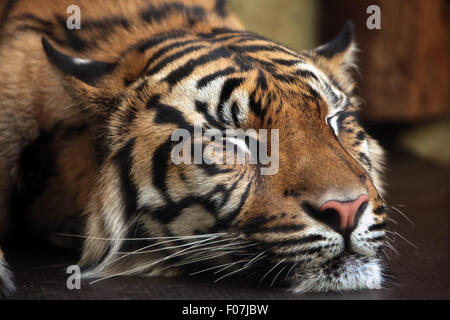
[289,255,383,293]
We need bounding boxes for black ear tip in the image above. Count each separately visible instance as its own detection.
[315,20,355,58]
[344,20,354,31]
[341,20,355,40]
[41,37,49,52]
[41,37,56,61]
[41,37,50,50]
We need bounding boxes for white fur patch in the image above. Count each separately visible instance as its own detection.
[290,255,382,293]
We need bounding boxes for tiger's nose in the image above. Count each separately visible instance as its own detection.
[320,194,369,233]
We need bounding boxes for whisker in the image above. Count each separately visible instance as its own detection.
[171,252,233,270]
[384,242,399,256]
[259,258,286,283]
[191,257,253,276]
[284,258,302,281]
[243,251,266,268]
[393,231,418,249]
[386,217,398,225]
[89,235,223,284]
[123,238,248,255]
[380,248,391,260]
[164,237,252,267]
[214,261,252,283]
[270,264,287,287]
[389,206,414,226]
[213,255,255,275]
[114,237,197,254]
[167,241,257,259]
[102,235,225,270]
[55,232,230,241]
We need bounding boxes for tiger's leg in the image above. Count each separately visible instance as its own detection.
[0,105,39,296]
[0,247,14,297]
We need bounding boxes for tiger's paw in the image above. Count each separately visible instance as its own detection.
[0,248,15,298]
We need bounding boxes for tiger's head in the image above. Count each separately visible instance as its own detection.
[43,21,387,292]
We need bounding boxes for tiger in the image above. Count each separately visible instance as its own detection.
[0,0,387,296]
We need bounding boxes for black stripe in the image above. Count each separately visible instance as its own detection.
[146,45,205,76]
[257,70,268,91]
[145,173,246,224]
[272,246,323,258]
[263,235,325,247]
[0,0,19,32]
[148,38,201,63]
[272,73,295,83]
[356,130,366,141]
[152,138,173,200]
[206,33,253,44]
[217,178,253,228]
[337,111,361,127]
[214,0,228,17]
[231,101,240,127]
[140,32,249,59]
[133,31,187,53]
[240,215,277,231]
[272,58,299,66]
[228,44,299,58]
[295,70,319,82]
[49,13,132,52]
[146,95,192,131]
[228,44,277,53]
[111,105,138,138]
[253,224,306,234]
[196,161,234,176]
[368,222,386,232]
[113,139,138,219]
[164,46,233,86]
[374,206,386,215]
[13,13,53,29]
[249,90,267,122]
[217,77,245,124]
[246,56,276,70]
[367,235,385,242]
[210,28,244,35]
[82,16,130,31]
[305,85,321,101]
[197,66,236,89]
[195,100,226,130]
[359,152,372,169]
[154,104,191,130]
[141,2,206,24]
[233,55,253,72]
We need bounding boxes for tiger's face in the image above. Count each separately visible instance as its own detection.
[43,21,387,292]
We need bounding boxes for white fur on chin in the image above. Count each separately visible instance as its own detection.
[289,255,382,293]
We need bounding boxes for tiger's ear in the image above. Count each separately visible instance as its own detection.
[314,20,356,71]
[42,37,148,116]
[42,37,118,87]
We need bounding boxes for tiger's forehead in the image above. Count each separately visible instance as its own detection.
[132,30,346,126]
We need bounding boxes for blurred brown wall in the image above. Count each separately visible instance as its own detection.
[320,0,450,123]
[229,0,319,50]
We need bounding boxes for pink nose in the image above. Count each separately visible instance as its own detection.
[320,195,369,231]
